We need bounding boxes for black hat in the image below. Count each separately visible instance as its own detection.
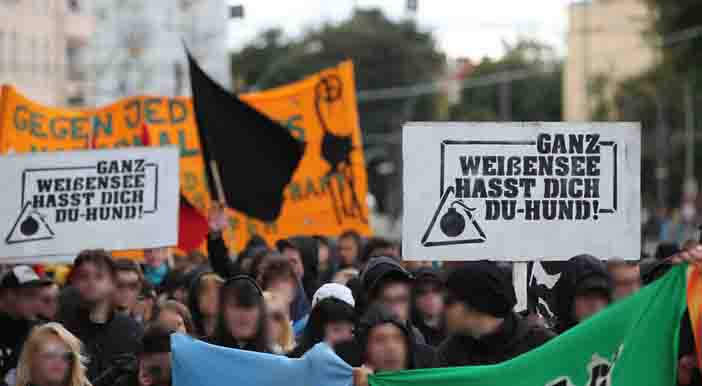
[140,323,175,355]
[0,265,52,290]
[576,275,611,297]
[360,257,413,297]
[445,261,516,318]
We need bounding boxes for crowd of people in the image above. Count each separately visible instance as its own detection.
[0,204,700,386]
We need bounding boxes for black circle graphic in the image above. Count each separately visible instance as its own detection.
[440,207,465,237]
[20,216,39,236]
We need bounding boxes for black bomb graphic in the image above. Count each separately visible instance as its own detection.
[421,186,487,247]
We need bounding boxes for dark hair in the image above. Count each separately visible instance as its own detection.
[260,260,297,290]
[361,238,395,264]
[114,259,144,285]
[73,249,116,278]
[314,235,331,248]
[213,276,269,353]
[140,322,175,355]
[292,298,356,357]
[154,300,195,335]
[250,251,284,283]
[339,230,362,246]
[357,304,412,368]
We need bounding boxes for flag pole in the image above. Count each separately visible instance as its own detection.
[209,159,227,206]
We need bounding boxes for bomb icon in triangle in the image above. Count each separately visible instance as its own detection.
[421,187,487,247]
[6,202,55,244]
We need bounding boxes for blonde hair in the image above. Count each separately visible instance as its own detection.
[263,292,295,353]
[15,323,91,386]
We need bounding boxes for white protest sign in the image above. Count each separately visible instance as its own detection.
[0,146,180,258]
[402,122,640,261]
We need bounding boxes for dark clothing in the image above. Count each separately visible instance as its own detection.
[414,317,446,347]
[290,281,311,323]
[58,291,143,381]
[93,354,137,386]
[208,233,240,279]
[437,313,554,367]
[679,310,702,386]
[552,255,612,334]
[0,313,37,384]
[288,236,321,300]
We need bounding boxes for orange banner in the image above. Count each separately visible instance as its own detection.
[688,264,702,370]
[0,61,370,254]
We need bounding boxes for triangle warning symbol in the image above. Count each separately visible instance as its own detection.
[421,187,487,247]
[6,202,55,244]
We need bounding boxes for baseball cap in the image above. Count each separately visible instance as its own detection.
[0,265,53,290]
[312,283,355,308]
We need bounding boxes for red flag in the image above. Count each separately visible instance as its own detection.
[688,265,702,370]
[178,194,209,252]
[141,123,151,146]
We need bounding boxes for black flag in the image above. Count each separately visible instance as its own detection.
[187,51,304,222]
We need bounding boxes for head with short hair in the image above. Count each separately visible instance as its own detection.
[155,300,195,335]
[15,322,90,386]
[138,322,175,386]
[72,249,116,305]
[361,238,398,265]
[606,259,641,301]
[260,259,298,306]
[113,259,144,314]
[338,231,362,267]
[358,304,411,372]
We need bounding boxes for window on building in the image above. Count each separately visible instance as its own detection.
[68,0,80,13]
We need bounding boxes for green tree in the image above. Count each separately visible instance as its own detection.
[231,9,446,134]
[449,40,562,122]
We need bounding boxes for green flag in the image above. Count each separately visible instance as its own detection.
[370,265,688,386]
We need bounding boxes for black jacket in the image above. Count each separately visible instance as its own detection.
[58,291,143,381]
[0,312,37,384]
[208,232,240,280]
[552,255,612,334]
[438,312,554,367]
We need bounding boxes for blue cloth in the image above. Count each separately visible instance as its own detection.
[143,263,168,286]
[290,281,311,322]
[172,334,352,386]
[292,314,308,337]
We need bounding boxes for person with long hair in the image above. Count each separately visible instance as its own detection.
[13,323,90,386]
[153,300,195,335]
[187,271,224,339]
[263,292,295,355]
[207,276,270,353]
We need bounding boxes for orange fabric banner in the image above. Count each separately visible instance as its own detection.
[688,264,702,370]
[0,60,370,254]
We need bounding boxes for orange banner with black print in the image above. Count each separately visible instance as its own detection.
[688,264,702,370]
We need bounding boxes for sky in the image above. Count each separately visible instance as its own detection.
[228,0,575,60]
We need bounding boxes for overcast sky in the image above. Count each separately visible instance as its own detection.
[228,0,575,60]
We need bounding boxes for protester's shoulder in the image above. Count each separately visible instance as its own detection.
[517,317,555,348]
[110,313,144,337]
[413,342,438,369]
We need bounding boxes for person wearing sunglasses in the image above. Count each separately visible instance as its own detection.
[207,276,271,353]
[13,322,89,386]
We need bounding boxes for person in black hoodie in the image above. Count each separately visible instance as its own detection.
[0,265,50,385]
[58,250,143,381]
[552,254,612,334]
[437,261,554,367]
[208,276,271,353]
[360,257,426,345]
[411,267,446,347]
[107,323,176,386]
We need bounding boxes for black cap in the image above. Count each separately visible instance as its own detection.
[361,257,413,297]
[576,275,611,297]
[0,265,52,290]
[445,261,516,318]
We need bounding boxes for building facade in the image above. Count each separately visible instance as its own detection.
[564,0,657,121]
[0,0,94,106]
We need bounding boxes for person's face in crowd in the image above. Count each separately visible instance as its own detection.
[283,248,305,280]
[171,287,188,304]
[9,286,43,320]
[573,292,609,322]
[73,262,115,305]
[338,237,359,266]
[223,298,261,341]
[172,254,194,273]
[144,248,170,269]
[198,279,222,317]
[114,270,142,313]
[377,282,411,323]
[318,244,330,269]
[138,352,172,386]
[365,323,408,372]
[444,295,494,338]
[609,264,641,300]
[415,282,444,319]
[38,284,60,321]
[32,335,73,386]
[134,296,155,324]
[265,278,296,306]
[157,310,187,334]
[265,306,287,346]
[324,321,354,346]
[332,268,359,286]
